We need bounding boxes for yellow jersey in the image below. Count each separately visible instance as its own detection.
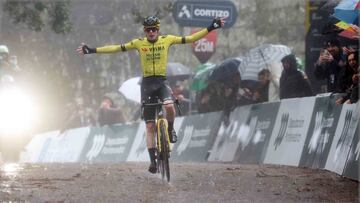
[95,28,209,77]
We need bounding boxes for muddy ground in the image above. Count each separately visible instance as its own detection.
[0,162,358,202]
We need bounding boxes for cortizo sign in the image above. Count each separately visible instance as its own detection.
[172,0,238,28]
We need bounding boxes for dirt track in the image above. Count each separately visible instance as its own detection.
[0,162,358,202]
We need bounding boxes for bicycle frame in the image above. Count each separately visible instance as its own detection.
[142,100,171,153]
[141,98,181,182]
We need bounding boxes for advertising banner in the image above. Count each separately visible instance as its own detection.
[80,124,138,163]
[207,105,252,162]
[342,123,360,181]
[172,0,237,28]
[172,112,222,162]
[235,102,280,164]
[126,118,184,162]
[39,127,90,163]
[20,131,58,163]
[325,103,360,175]
[264,97,316,166]
[299,95,343,169]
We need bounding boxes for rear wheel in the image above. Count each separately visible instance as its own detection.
[159,120,170,182]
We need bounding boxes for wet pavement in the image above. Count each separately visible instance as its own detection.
[0,162,358,202]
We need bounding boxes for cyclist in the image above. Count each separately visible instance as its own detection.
[76,16,224,174]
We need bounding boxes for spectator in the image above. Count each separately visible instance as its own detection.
[196,71,241,114]
[98,95,125,126]
[0,45,19,82]
[171,80,191,115]
[196,81,223,113]
[314,38,345,93]
[338,51,359,93]
[238,87,258,105]
[336,52,360,104]
[256,69,280,103]
[336,67,359,105]
[349,24,360,40]
[60,99,96,133]
[280,54,313,99]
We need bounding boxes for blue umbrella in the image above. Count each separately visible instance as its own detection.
[333,0,360,24]
[208,58,241,83]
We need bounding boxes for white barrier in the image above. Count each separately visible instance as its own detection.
[21,95,360,181]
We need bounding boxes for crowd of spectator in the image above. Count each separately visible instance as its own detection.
[193,35,358,121]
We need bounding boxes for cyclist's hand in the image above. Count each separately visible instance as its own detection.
[76,42,96,55]
[207,17,225,31]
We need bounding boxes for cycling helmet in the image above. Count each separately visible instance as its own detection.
[143,16,160,28]
[0,45,9,54]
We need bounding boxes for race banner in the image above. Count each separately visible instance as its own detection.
[234,102,280,164]
[126,122,148,162]
[299,95,343,169]
[207,105,252,162]
[264,97,316,166]
[39,127,90,163]
[342,122,360,181]
[325,103,360,175]
[172,112,222,162]
[126,118,184,162]
[21,130,58,163]
[80,123,138,163]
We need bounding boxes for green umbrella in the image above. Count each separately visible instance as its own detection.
[190,63,216,91]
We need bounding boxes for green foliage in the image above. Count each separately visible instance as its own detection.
[49,1,72,34]
[3,0,72,34]
[131,1,173,24]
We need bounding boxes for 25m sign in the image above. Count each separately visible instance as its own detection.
[192,29,217,64]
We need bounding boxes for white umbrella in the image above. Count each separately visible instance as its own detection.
[118,77,141,103]
[239,44,291,80]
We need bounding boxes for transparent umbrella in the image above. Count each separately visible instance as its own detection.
[239,44,291,80]
[118,77,141,103]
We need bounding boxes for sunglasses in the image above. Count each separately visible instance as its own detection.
[145,27,159,33]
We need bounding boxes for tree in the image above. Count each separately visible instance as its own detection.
[3,0,72,34]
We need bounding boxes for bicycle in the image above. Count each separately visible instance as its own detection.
[142,98,181,182]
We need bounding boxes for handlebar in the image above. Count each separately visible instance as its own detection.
[141,99,182,120]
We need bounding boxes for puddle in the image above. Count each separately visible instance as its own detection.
[1,163,22,177]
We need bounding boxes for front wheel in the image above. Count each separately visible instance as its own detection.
[158,119,170,182]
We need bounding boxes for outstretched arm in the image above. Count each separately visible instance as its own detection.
[76,40,137,55]
[173,18,225,44]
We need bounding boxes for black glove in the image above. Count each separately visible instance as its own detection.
[82,45,96,54]
[207,17,222,32]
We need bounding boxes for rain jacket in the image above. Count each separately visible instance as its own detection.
[280,54,313,99]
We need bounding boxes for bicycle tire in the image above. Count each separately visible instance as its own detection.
[159,119,170,182]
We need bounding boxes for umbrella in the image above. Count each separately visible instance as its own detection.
[333,0,360,24]
[190,63,216,91]
[320,0,342,11]
[239,44,291,80]
[166,63,192,77]
[118,77,141,103]
[208,58,241,83]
